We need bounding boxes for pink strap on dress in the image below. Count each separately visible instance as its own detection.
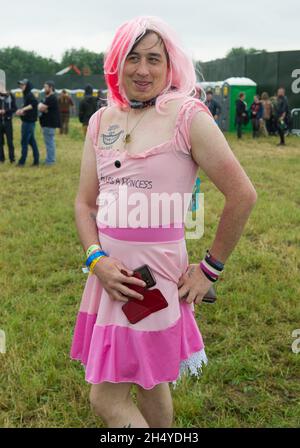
[174,98,213,155]
[87,106,107,147]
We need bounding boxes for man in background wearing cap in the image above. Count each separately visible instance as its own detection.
[16,79,40,166]
[38,81,60,165]
[0,87,17,164]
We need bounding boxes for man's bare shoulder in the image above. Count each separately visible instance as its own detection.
[164,96,190,111]
[163,95,201,117]
[101,105,124,121]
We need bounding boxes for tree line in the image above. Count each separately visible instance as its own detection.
[0,46,265,78]
[0,47,105,76]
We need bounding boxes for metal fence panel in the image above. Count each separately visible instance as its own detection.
[198,51,300,110]
[246,52,278,97]
[291,108,300,135]
[278,51,300,110]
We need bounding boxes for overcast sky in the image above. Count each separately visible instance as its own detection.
[1,0,299,62]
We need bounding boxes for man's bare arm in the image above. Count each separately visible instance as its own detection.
[74,130,102,253]
[190,110,257,264]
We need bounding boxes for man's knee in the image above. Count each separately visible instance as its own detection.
[136,383,174,425]
[89,382,132,420]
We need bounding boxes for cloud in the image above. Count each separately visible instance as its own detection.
[1,0,299,62]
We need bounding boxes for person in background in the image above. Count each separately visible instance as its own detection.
[0,87,17,163]
[235,92,248,139]
[38,81,60,165]
[269,95,278,136]
[260,92,273,136]
[194,84,203,100]
[96,89,107,110]
[15,79,40,167]
[58,89,74,135]
[274,87,289,146]
[250,95,263,138]
[78,84,98,136]
[204,89,221,125]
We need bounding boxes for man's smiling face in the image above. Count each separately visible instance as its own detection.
[122,31,169,102]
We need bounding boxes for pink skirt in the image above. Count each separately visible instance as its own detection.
[70,226,208,390]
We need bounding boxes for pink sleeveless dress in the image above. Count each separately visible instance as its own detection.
[70,97,212,390]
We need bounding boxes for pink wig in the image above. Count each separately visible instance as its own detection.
[104,16,201,112]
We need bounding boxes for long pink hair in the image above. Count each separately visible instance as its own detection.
[104,16,201,113]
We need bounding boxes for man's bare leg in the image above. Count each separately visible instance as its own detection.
[90,382,150,428]
[135,382,173,428]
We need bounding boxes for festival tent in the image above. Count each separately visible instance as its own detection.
[56,65,81,76]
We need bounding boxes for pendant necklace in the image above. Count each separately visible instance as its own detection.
[124,108,149,145]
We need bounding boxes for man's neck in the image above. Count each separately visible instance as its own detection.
[128,104,155,117]
[128,95,157,110]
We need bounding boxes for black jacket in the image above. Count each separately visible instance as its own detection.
[21,81,38,122]
[275,96,289,121]
[79,95,98,125]
[0,92,17,122]
[205,98,221,117]
[235,99,248,124]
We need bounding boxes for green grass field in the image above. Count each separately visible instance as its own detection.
[0,118,299,428]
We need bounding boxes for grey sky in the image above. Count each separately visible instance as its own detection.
[1,0,299,62]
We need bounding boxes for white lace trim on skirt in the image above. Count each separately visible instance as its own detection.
[171,348,208,389]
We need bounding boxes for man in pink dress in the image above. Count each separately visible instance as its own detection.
[70,16,257,428]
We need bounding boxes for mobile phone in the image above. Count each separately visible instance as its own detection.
[202,286,217,303]
[181,286,217,304]
[121,268,168,324]
[133,264,156,289]
[122,286,168,324]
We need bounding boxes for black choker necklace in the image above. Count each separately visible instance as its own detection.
[129,96,157,109]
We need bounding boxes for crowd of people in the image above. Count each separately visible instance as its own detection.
[197,85,291,147]
[235,87,290,146]
[0,79,292,166]
[0,79,107,166]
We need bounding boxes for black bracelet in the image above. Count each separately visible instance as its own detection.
[205,249,224,271]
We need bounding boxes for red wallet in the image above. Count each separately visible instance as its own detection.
[121,270,168,324]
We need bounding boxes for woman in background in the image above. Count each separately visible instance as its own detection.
[58,89,74,135]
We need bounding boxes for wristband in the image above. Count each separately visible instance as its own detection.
[199,261,218,282]
[199,250,224,283]
[89,255,106,274]
[86,244,101,258]
[86,250,108,267]
[205,249,224,271]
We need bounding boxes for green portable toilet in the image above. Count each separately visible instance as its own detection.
[222,77,257,132]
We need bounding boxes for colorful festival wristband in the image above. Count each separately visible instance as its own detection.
[89,255,106,274]
[86,250,108,267]
[199,250,225,282]
[86,244,101,258]
[205,249,225,271]
[199,261,218,282]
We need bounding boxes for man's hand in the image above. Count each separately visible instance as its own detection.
[0,109,5,115]
[38,103,48,112]
[177,264,214,304]
[15,108,24,116]
[93,256,147,303]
